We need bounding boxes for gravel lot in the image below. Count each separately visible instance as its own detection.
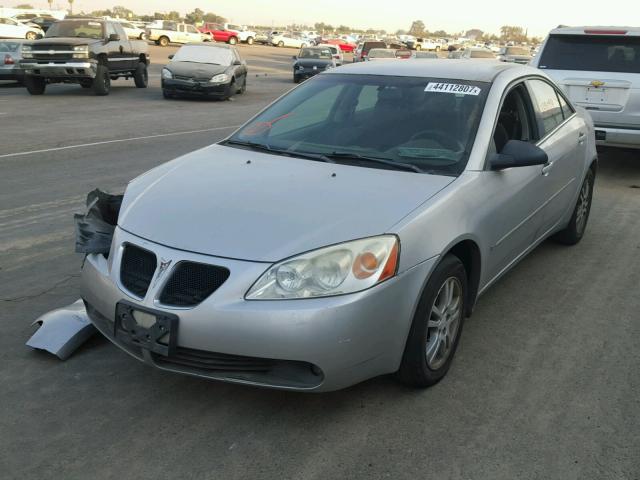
[1,43,639,480]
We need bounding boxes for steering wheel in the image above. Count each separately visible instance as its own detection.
[407,129,465,152]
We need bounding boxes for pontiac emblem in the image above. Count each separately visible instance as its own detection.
[590,80,605,88]
[153,258,172,287]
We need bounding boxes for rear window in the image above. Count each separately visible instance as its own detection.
[363,42,386,54]
[539,34,640,73]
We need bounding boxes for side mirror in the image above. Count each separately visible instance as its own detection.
[168,54,174,59]
[108,33,120,42]
[490,140,548,170]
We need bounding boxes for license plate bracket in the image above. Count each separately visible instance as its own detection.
[115,301,178,356]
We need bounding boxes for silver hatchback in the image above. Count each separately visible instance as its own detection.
[80,61,597,391]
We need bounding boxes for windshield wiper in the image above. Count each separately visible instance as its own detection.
[326,152,424,173]
[222,140,334,163]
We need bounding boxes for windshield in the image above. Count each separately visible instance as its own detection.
[299,48,332,59]
[506,47,530,56]
[0,41,20,52]
[46,20,104,39]
[539,35,640,73]
[172,45,233,65]
[227,74,489,175]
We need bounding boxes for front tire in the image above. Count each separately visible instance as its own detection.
[92,64,110,96]
[293,74,301,83]
[236,76,246,94]
[246,36,254,45]
[24,76,46,95]
[415,44,422,51]
[553,168,595,245]
[162,88,173,99]
[26,31,38,40]
[397,254,467,388]
[228,36,238,45]
[278,41,284,47]
[225,79,236,100]
[133,62,148,88]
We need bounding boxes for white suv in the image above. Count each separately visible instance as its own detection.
[531,26,640,149]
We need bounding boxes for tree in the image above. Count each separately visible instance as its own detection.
[336,25,350,34]
[500,25,527,42]
[185,8,205,25]
[111,5,134,19]
[202,12,226,23]
[465,28,483,40]
[432,30,448,37]
[408,20,425,37]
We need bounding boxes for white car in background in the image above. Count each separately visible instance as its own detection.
[0,16,43,40]
[118,21,147,40]
[317,43,343,65]
[271,32,308,48]
[531,25,640,149]
[225,24,256,45]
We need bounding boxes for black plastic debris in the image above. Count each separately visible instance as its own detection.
[74,189,123,255]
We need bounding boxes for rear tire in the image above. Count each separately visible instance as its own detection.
[229,36,238,45]
[25,76,46,95]
[158,36,169,47]
[553,168,595,245]
[415,44,422,51]
[246,36,254,45]
[133,62,148,88]
[278,41,284,47]
[397,254,467,388]
[92,64,110,96]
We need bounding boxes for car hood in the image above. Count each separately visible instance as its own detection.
[118,144,454,262]
[36,37,102,46]
[166,61,229,78]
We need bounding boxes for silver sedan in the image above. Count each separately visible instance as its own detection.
[80,60,597,392]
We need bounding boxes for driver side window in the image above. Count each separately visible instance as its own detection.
[492,83,537,154]
[106,22,117,39]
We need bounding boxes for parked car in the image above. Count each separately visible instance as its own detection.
[271,32,308,48]
[353,40,387,62]
[199,23,239,44]
[317,43,343,65]
[224,23,256,45]
[29,16,57,33]
[79,61,596,392]
[254,31,270,45]
[21,18,149,96]
[162,43,247,100]
[118,21,147,40]
[292,46,335,82]
[531,26,640,149]
[460,48,497,60]
[412,51,439,59]
[0,39,24,81]
[406,37,441,51]
[325,38,356,53]
[497,46,532,64]
[147,21,208,47]
[0,16,43,40]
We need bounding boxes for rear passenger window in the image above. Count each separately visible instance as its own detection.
[527,79,565,137]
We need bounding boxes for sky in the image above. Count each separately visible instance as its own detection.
[5,0,640,37]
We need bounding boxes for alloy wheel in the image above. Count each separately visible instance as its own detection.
[425,276,463,370]
[575,175,591,234]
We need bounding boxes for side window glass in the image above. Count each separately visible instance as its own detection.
[527,79,565,137]
[556,92,574,119]
[114,23,126,39]
[492,84,535,153]
[106,22,117,39]
[187,25,198,34]
[179,25,185,33]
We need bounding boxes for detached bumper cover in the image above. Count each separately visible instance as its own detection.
[80,227,436,391]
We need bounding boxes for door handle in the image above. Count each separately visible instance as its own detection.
[542,162,554,175]
[578,132,586,144]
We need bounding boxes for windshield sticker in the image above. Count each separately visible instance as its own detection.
[425,83,481,96]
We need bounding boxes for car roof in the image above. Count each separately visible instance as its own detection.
[329,59,527,82]
[549,26,640,36]
[183,42,234,49]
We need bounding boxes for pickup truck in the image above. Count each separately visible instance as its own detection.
[146,21,210,47]
[20,18,149,96]
[224,24,257,45]
[406,37,441,51]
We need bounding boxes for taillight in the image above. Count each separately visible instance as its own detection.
[584,29,628,35]
[4,54,14,65]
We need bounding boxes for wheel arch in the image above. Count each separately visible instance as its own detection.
[444,238,482,317]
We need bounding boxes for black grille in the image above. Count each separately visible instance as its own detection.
[154,347,276,372]
[120,244,157,298]
[159,261,229,307]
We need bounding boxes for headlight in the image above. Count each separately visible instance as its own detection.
[22,45,33,58]
[210,73,229,83]
[72,46,89,59]
[246,235,399,300]
[161,68,173,79]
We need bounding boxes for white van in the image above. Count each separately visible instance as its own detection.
[531,26,640,149]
